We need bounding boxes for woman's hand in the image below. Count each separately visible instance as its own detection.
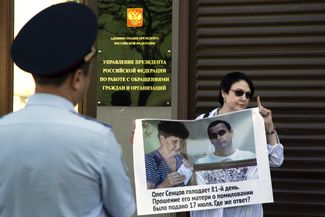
[257,96,279,145]
[257,96,274,132]
[158,172,185,188]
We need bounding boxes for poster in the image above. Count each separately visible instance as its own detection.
[97,0,172,106]
[133,108,273,215]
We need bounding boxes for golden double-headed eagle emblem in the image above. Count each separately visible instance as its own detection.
[127,8,143,27]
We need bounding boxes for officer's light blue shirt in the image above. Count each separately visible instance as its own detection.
[0,93,135,217]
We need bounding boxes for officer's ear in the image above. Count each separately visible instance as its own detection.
[70,69,85,91]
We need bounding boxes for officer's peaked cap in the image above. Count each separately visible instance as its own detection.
[11,2,97,77]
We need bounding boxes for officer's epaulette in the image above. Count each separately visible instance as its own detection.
[71,111,112,128]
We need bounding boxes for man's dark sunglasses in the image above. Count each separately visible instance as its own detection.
[210,129,227,138]
[230,89,252,99]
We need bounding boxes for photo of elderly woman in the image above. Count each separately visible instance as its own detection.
[143,120,193,189]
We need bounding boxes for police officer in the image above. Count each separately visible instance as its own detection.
[0,2,135,217]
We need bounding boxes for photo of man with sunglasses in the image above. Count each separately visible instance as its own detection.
[193,119,258,185]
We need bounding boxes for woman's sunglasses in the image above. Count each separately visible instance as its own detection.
[230,89,252,99]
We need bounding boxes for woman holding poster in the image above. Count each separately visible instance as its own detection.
[191,71,284,217]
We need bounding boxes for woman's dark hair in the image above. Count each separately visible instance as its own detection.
[157,121,189,139]
[218,71,255,105]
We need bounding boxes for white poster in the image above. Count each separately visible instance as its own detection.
[133,108,273,215]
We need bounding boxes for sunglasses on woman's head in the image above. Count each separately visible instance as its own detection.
[230,89,252,99]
